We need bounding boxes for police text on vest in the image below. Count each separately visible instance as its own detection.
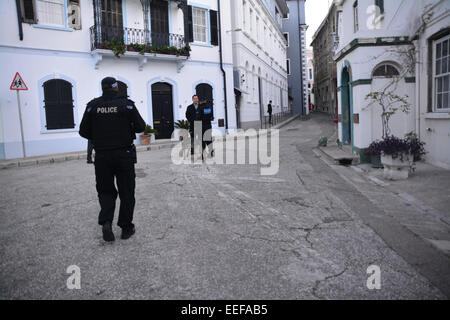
[97,107,118,113]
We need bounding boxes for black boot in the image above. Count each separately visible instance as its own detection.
[121,225,135,240]
[102,221,115,242]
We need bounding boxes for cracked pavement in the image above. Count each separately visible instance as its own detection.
[0,114,448,299]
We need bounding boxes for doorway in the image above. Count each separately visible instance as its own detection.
[195,83,214,115]
[341,67,352,145]
[152,82,174,140]
[117,81,128,98]
[150,0,169,46]
[258,77,263,128]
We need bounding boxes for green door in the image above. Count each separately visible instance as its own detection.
[341,67,352,145]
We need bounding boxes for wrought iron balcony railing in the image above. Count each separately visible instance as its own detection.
[90,25,187,54]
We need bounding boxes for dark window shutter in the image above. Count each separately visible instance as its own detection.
[21,0,36,23]
[210,10,218,46]
[43,80,75,130]
[187,5,193,43]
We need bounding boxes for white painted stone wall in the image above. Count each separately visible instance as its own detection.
[231,0,289,128]
[414,0,450,169]
[0,0,237,159]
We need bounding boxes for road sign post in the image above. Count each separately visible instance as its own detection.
[10,72,28,158]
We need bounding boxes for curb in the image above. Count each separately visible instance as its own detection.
[0,141,179,170]
[0,116,300,170]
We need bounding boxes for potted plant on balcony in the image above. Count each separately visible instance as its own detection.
[174,120,190,141]
[140,124,158,145]
[128,43,146,55]
[104,38,126,58]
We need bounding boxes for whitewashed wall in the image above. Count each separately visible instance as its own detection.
[0,0,236,159]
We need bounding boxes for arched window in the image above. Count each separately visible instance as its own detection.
[117,81,128,97]
[43,79,75,130]
[373,64,400,77]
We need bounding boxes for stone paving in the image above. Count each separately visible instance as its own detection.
[0,113,448,299]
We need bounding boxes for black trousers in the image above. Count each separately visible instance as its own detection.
[268,113,272,124]
[94,148,136,229]
[190,128,212,153]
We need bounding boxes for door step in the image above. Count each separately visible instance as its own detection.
[318,146,360,166]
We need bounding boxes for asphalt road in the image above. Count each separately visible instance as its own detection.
[0,114,447,299]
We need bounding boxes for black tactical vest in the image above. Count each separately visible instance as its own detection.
[86,95,136,150]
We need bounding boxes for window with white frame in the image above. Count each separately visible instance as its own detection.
[373,63,400,77]
[353,1,359,32]
[37,0,65,27]
[286,59,290,75]
[434,35,450,111]
[42,78,75,130]
[193,7,208,43]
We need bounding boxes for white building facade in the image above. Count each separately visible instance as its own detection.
[230,0,289,129]
[0,0,237,159]
[333,0,450,169]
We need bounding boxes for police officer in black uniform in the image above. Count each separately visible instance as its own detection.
[79,77,146,242]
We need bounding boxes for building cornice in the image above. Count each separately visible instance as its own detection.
[254,0,287,38]
[333,37,412,62]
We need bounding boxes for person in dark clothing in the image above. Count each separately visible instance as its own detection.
[87,139,94,164]
[79,77,146,242]
[267,100,273,125]
[185,95,213,158]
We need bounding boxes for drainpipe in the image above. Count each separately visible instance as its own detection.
[297,0,304,116]
[15,0,23,41]
[413,40,421,139]
[217,0,229,130]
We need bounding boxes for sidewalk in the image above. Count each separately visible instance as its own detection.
[357,161,450,228]
[0,139,178,170]
[317,143,450,256]
[0,115,300,170]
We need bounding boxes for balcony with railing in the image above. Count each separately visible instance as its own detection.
[89,25,190,71]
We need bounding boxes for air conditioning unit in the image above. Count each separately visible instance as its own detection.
[68,2,81,30]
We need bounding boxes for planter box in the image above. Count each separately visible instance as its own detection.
[381,153,412,180]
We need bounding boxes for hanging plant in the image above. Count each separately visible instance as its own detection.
[104,38,126,58]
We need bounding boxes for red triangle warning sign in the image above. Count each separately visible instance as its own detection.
[10,72,28,91]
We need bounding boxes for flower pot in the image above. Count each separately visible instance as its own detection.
[380,153,412,180]
[140,134,151,145]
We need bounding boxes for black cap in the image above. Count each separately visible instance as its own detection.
[101,77,118,91]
